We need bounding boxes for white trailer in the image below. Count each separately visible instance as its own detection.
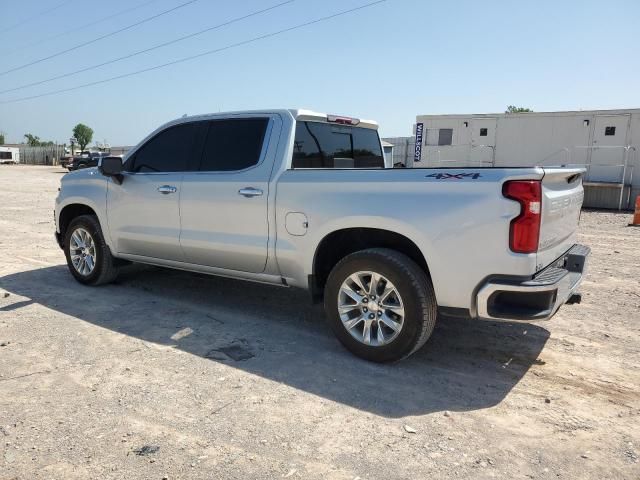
[0,146,20,164]
[412,108,640,209]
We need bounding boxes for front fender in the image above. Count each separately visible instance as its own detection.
[55,169,112,249]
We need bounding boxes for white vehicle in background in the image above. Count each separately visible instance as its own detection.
[54,109,590,362]
[0,147,19,165]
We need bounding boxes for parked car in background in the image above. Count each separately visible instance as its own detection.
[67,152,110,171]
[54,109,589,362]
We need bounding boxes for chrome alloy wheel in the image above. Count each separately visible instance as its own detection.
[69,227,97,276]
[337,271,405,346]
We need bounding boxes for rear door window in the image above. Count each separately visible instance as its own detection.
[292,121,384,169]
[198,118,269,171]
[127,122,199,173]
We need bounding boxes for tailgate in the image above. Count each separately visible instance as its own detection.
[537,167,585,271]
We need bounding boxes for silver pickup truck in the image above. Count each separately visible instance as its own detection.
[55,109,589,362]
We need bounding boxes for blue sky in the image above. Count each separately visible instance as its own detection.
[0,0,639,145]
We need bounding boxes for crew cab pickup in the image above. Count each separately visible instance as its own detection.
[54,109,589,362]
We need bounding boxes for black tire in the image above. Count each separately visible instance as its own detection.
[324,248,437,362]
[63,214,119,286]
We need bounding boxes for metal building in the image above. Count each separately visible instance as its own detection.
[381,136,415,168]
[381,140,394,167]
[411,108,639,209]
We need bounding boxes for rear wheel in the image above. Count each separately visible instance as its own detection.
[64,215,119,285]
[324,248,437,362]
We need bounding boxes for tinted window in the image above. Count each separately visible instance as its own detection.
[480,128,488,136]
[605,126,616,136]
[199,118,268,171]
[438,128,453,146]
[128,123,197,173]
[292,121,384,169]
[0,152,12,160]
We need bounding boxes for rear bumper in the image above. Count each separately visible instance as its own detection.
[476,244,590,321]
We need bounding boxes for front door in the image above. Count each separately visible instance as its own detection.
[179,116,278,273]
[107,173,183,260]
[106,121,201,261]
[589,115,630,183]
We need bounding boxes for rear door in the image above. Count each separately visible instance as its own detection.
[179,115,279,272]
[537,167,585,271]
[107,122,200,261]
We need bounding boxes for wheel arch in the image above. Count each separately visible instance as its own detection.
[311,227,431,301]
[58,203,98,240]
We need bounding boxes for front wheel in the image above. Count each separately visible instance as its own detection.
[324,248,437,362]
[63,214,119,286]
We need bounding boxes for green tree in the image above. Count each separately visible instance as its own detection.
[24,133,41,146]
[72,123,94,151]
[0,132,5,145]
[505,105,533,113]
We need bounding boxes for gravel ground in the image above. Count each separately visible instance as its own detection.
[0,165,639,480]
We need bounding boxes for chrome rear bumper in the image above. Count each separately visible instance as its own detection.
[476,244,590,321]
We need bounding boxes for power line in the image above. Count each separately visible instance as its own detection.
[0,0,296,95]
[6,0,163,56]
[0,0,75,36]
[0,0,387,106]
[0,0,201,77]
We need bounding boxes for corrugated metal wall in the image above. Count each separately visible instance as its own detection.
[382,137,415,167]
[19,145,66,165]
[583,185,633,209]
[109,146,133,156]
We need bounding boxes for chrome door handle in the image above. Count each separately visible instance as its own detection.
[238,187,263,197]
[157,185,177,194]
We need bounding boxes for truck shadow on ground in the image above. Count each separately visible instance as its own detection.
[1,264,550,418]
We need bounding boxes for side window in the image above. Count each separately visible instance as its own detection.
[128,123,197,173]
[199,118,269,171]
[480,128,488,136]
[425,128,439,146]
[292,121,384,169]
[438,128,453,146]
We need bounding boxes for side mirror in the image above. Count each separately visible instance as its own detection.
[98,156,124,184]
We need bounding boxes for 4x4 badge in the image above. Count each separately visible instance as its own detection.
[426,172,482,180]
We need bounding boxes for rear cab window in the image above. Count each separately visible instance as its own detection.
[292,121,384,169]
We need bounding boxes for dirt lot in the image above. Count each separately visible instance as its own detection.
[0,165,639,479]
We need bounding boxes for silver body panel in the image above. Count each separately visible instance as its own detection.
[536,167,585,271]
[107,172,184,261]
[55,109,587,315]
[178,114,281,273]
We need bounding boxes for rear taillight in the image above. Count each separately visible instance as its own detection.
[502,180,541,254]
